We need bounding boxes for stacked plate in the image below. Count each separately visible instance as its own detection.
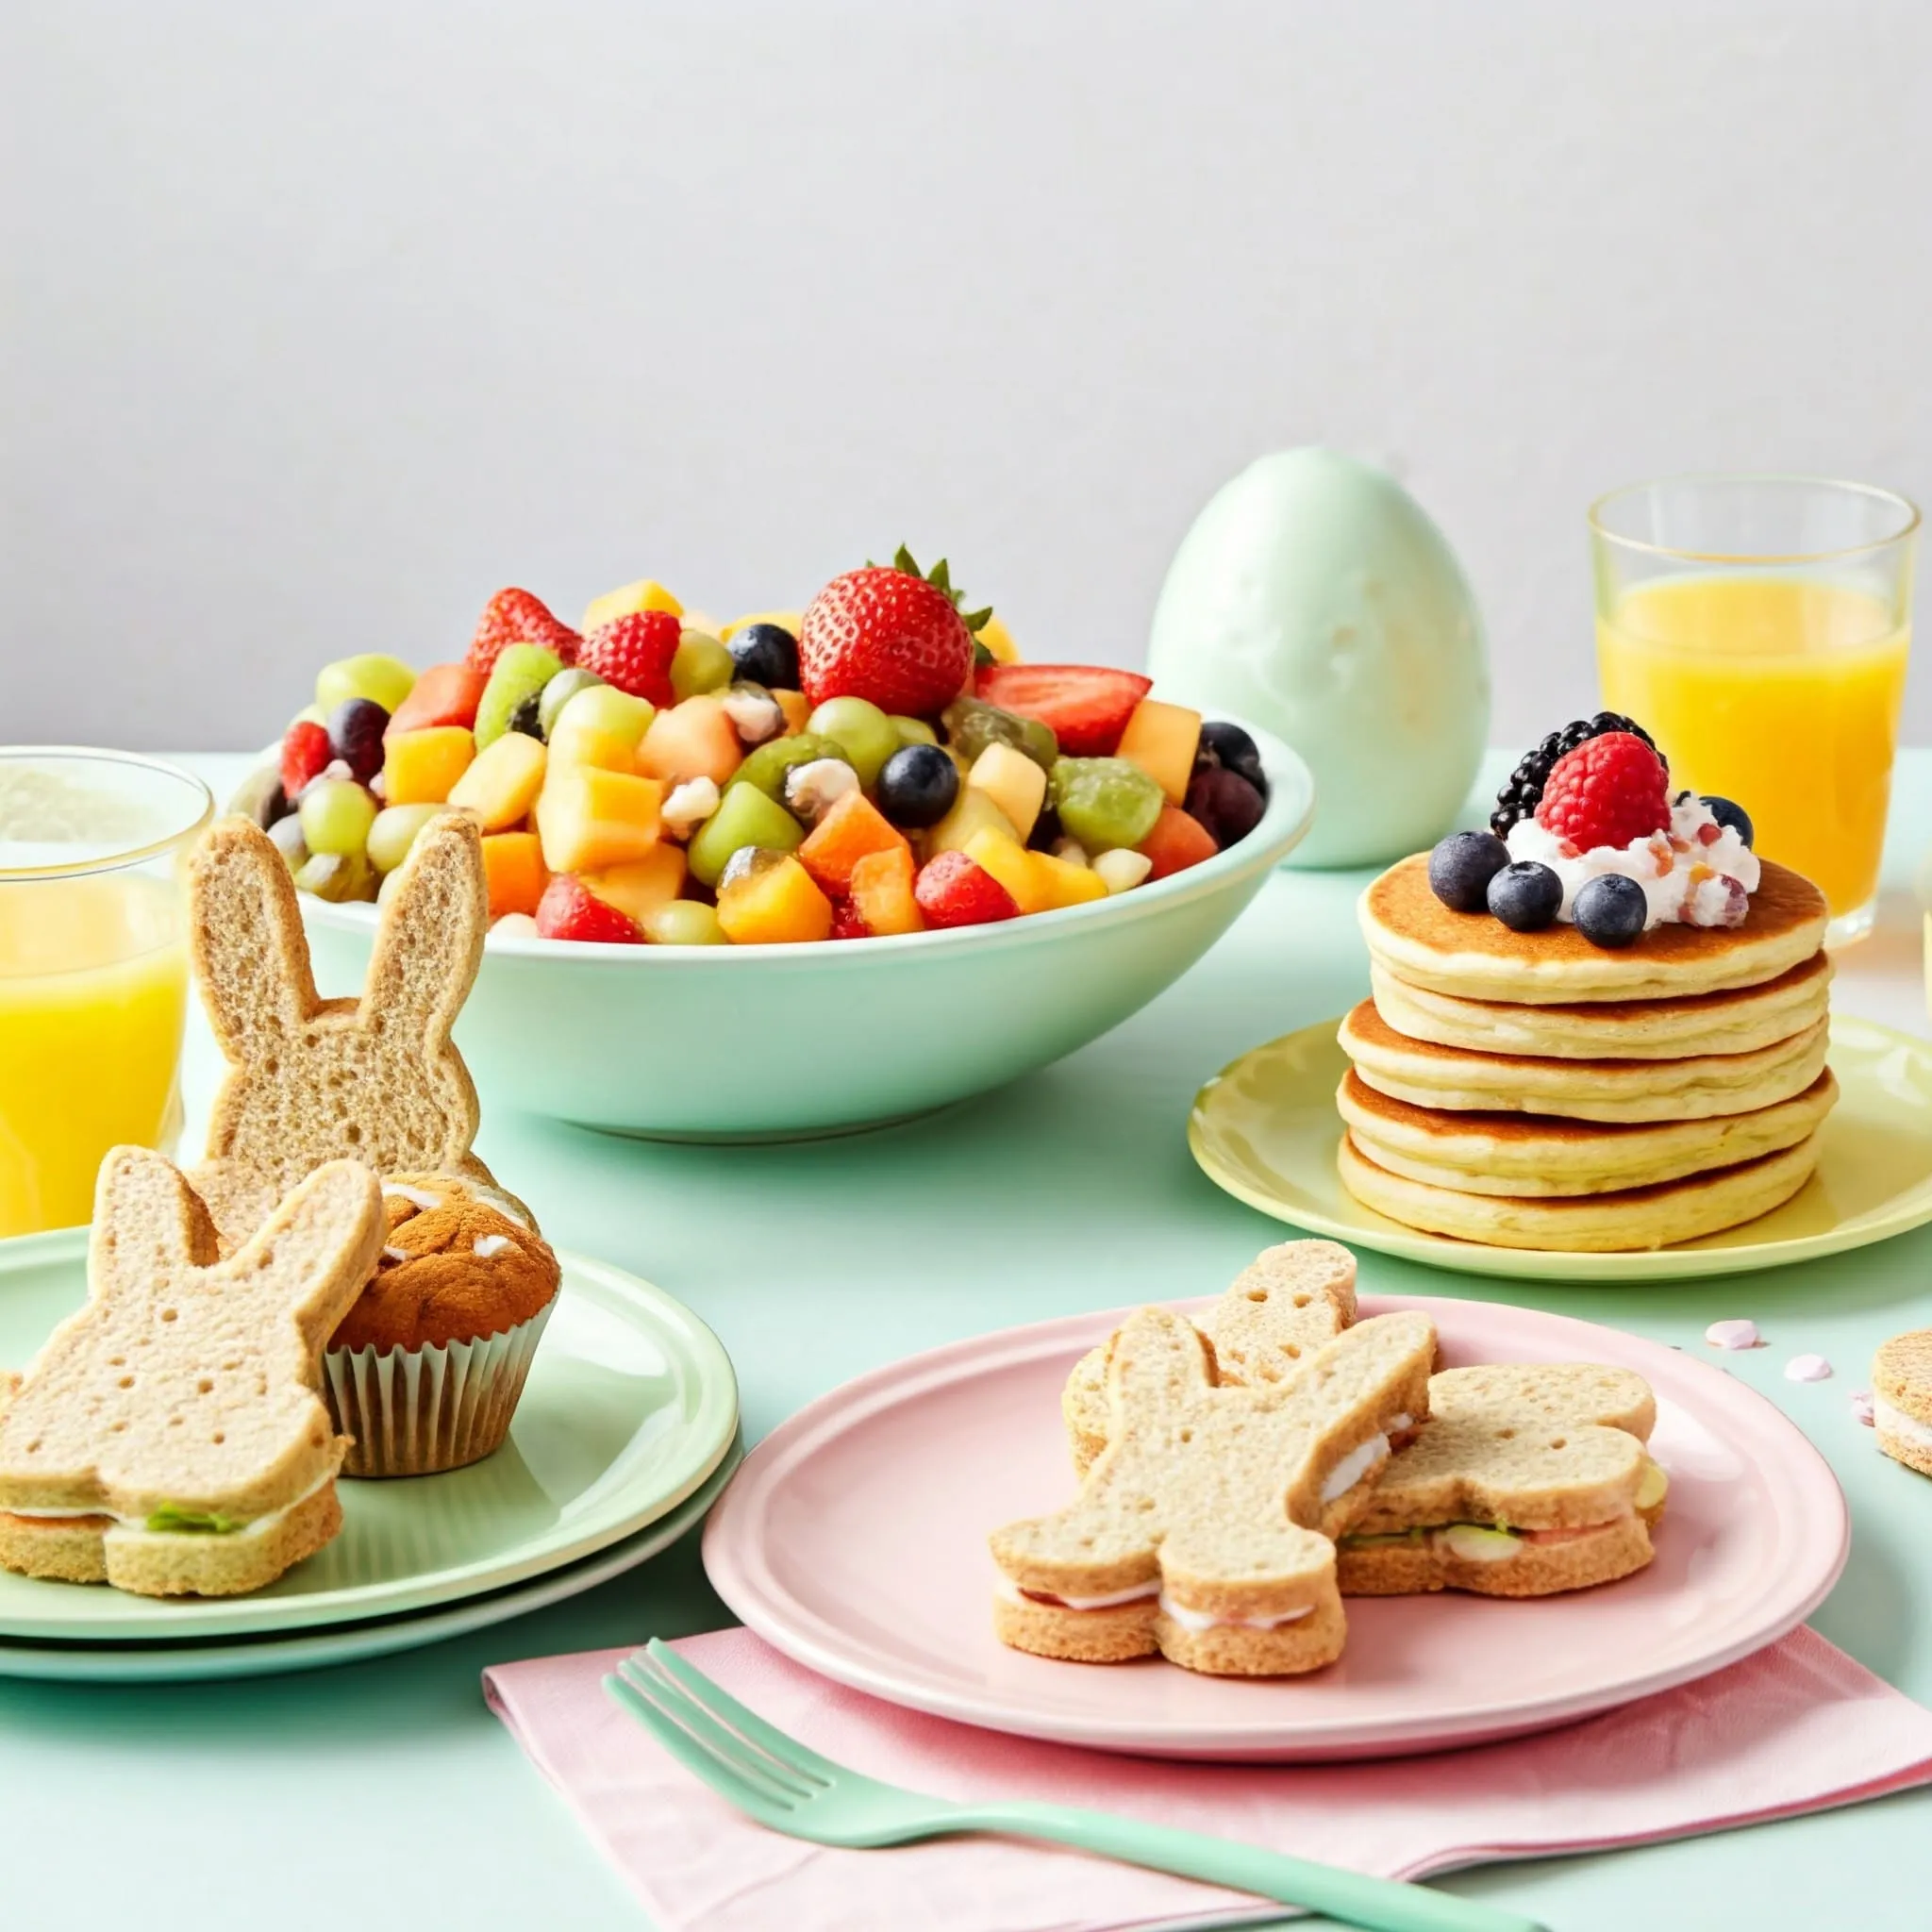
[0,1233,739,1681]
[1337,854,1836,1251]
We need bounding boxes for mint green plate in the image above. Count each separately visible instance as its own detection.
[1191,1013,1932,1282]
[0,1232,739,1641]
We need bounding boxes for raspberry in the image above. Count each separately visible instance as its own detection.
[577,609,681,706]
[1491,711,1661,837]
[1533,732,1671,853]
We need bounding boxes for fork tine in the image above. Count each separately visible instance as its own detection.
[618,1655,819,1801]
[645,1639,841,1788]
[605,1673,801,1819]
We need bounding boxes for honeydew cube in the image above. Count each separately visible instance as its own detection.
[967,741,1048,841]
[1092,847,1154,894]
[447,730,548,831]
[1115,698,1203,805]
[580,843,688,925]
[384,727,475,806]
[535,766,663,874]
[922,786,1018,858]
[582,577,684,633]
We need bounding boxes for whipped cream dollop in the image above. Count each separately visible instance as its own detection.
[1505,791,1759,930]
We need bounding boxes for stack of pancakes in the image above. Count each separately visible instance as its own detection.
[1337,855,1836,1251]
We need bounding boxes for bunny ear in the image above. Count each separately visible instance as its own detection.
[360,812,486,1049]
[1106,1307,1217,1417]
[190,817,319,1051]
[91,1146,220,1297]
[222,1158,384,1347]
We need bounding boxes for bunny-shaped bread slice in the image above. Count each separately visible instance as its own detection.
[187,810,501,1248]
[991,1309,1435,1676]
[1337,1361,1665,1598]
[0,1147,384,1597]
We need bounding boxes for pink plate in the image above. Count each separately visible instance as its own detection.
[703,1294,1849,1761]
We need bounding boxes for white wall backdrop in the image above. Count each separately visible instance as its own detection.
[5,0,1927,750]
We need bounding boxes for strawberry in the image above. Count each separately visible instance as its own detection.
[913,850,1020,928]
[800,556,976,716]
[468,589,581,675]
[1534,732,1672,853]
[974,664,1152,758]
[830,899,873,941]
[577,609,681,706]
[534,874,642,944]
[279,719,332,798]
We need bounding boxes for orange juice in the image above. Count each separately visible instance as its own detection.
[0,874,189,1236]
[1596,575,1908,918]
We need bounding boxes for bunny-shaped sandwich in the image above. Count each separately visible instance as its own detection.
[0,1148,383,1597]
[186,810,501,1248]
[1336,1362,1667,1596]
[991,1310,1434,1676]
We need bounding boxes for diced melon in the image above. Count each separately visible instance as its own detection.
[535,766,663,874]
[384,727,475,806]
[480,832,548,919]
[716,854,833,944]
[1138,803,1219,879]
[552,685,656,758]
[967,741,1047,841]
[773,689,811,736]
[846,844,924,936]
[922,786,1018,858]
[1115,699,1203,805]
[796,791,909,896]
[1030,848,1108,910]
[962,828,1050,915]
[580,843,688,925]
[636,696,743,789]
[448,730,547,831]
[387,663,487,739]
[582,577,683,633]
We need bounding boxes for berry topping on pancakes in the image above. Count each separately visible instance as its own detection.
[1490,711,1661,838]
[1533,732,1672,853]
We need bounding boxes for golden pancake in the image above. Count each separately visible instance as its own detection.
[1339,999,1829,1123]
[1337,1132,1821,1252]
[1360,854,1828,1003]
[1368,953,1833,1061]
[1338,1066,1838,1196]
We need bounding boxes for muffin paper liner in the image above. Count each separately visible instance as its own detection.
[324,1299,554,1479]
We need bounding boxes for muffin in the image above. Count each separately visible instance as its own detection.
[323,1172,559,1477]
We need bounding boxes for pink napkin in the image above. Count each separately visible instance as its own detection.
[484,1624,1932,1932]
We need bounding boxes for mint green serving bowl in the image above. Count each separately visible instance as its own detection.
[299,719,1313,1141]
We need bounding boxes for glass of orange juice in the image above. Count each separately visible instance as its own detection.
[0,749,212,1237]
[1591,475,1918,947]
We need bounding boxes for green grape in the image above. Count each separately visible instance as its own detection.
[366,803,442,874]
[687,783,804,888]
[294,848,377,903]
[941,697,1056,773]
[1049,758,1163,853]
[315,654,416,716]
[538,667,604,739]
[890,715,940,747]
[671,629,734,700]
[644,901,727,945]
[297,778,378,858]
[730,733,841,800]
[807,697,897,790]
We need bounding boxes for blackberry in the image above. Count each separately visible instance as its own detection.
[1489,712,1662,838]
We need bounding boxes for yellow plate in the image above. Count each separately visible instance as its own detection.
[1189,1013,1932,1282]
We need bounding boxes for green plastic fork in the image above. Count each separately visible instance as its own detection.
[604,1641,1545,1932]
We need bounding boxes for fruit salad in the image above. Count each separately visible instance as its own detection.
[234,551,1272,945]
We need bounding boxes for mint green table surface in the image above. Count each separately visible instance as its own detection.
[3,752,1925,1930]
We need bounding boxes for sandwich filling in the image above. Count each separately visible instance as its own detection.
[1000,1577,1158,1613]
[1158,1591,1314,1634]
[1874,1397,1932,1453]
[1341,1457,1667,1559]
[0,1466,336,1540]
[1317,1413,1415,1505]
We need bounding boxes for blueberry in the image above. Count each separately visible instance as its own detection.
[728,623,800,691]
[508,691,543,740]
[1194,720,1265,788]
[874,742,958,829]
[1487,860,1562,932]
[1184,766,1266,847]
[1702,795,1753,847]
[1427,830,1510,912]
[1574,874,1648,949]
[1026,802,1064,853]
[326,698,389,783]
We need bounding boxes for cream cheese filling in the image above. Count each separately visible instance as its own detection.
[1321,1431,1392,1503]
[1874,1397,1932,1453]
[1,1466,336,1540]
[1158,1591,1315,1634]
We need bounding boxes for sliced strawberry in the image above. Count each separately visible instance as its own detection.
[577,609,681,706]
[279,719,332,798]
[913,850,1020,928]
[829,899,873,941]
[974,664,1152,757]
[468,588,581,674]
[534,874,642,943]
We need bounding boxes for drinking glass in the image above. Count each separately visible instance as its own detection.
[1591,475,1918,946]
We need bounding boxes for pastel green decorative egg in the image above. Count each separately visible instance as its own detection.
[1148,448,1489,867]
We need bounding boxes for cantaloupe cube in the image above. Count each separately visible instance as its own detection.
[636,696,742,789]
[580,843,687,925]
[716,854,833,944]
[967,741,1047,841]
[582,577,683,633]
[1030,848,1108,909]
[1115,699,1203,805]
[796,791,909,896]
[847,844,924,936]
[385,727,475,806]
[774,689,811,735]
[481,832,548,919]
[921,786,1017,858]
[448,730,547,831]
[1138,803,1219,879]
[535,766,664,874]
[387,663,488,739]
[962,827,1050,915]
